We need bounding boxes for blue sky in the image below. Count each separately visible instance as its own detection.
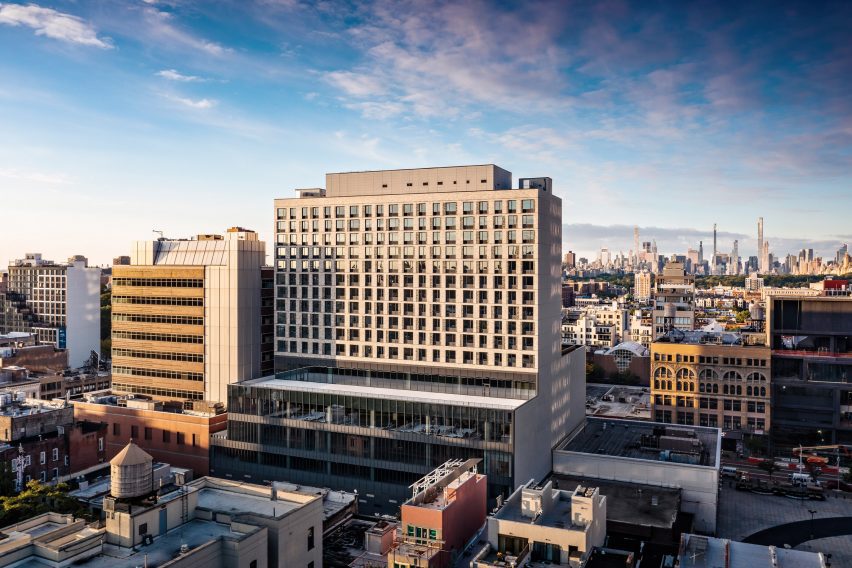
[1,0,850,266]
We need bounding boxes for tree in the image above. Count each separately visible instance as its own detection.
[758,460,779,480]
[0,481,87,526]
[735,310,751,324]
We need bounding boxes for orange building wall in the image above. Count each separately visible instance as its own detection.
[400,473,488,556]
[72,401,227,475]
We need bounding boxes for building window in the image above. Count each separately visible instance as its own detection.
[139,523,148,535]
[113,423,120,436]
[177,432,185,445]
[144,427,152,441]
[52,448,59,461]
[40,451,46,465]
[163,430,171,443]
[131,425,139,439]
[98,437,104,451]
[307,527,315,550]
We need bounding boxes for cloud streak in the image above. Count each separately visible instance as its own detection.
[156,68,205,82]
[0,3,112,48]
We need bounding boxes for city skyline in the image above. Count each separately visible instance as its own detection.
[2,1,851,266]
[566,221,849,264]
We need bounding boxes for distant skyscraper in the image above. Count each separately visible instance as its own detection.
[698,241,704,265]
[712,224,718,275]
[563,251,576,268]
[763,241,771,273]
[838,244,848,265]
[633,226,640,267]
[729,240,739,275]
[757,217,764,272]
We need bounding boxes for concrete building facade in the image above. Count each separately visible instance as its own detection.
[111,228,265,405]
[212,165,586,513]
[472,479,606,567]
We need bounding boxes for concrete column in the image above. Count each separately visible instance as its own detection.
[370,410,375,429]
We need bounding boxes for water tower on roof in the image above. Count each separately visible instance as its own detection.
[110,440,154,499]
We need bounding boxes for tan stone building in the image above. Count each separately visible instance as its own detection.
[111,227,265,405]
[651,331,771,433]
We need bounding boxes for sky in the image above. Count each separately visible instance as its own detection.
[1,0,850,266]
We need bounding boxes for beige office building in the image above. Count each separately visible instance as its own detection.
[274,165,567,379]
[210,165,586,512]
[111,228,265,405]
[651,331,771,433]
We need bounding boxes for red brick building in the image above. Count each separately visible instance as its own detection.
[72,397,227,475]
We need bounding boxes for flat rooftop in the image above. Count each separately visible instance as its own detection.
[495,488,582,530]
[244,377,527,411]
[558,417,719,468]
[0,399,69,417]
[654,330,766,347]
[586,384,651,421]
[553,474,681,530]
[679,534,826,568]
[75,519,244,568]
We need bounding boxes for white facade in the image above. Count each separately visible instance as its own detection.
[2,255,101,368]
[561,302,627,349]
[271,165,586,497]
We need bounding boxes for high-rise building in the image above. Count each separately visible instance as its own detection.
[563,250,576,268]
[712,224,718,275]
[757,217,764,273]
[728,240,739,275]
[211,165,586,512]
[111,227,265,405]
[767,291,852,450]
[837,244,848,266]
[634,270,654,302]
[0,254,101,367]
[652,261,695,338]
[633,225,640,267]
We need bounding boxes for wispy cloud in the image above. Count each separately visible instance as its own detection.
[156,68,205,82]
[166,95,216,109]
[0,3,112,48]
[0,167,71,185]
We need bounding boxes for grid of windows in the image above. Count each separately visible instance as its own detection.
[113,314,203,326]
[113,331,203,344]
[113,348,204,363]
[651,350,771,432]
[113,296,204,306]
[274,197,539,370]
[112,383,204,400]
[113,366,203,381]
[113,278,203,288]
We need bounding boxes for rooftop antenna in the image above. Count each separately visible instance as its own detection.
[152,230,164,240]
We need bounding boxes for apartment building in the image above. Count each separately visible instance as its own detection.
[111,227,265,405]
[561,302,628,350]
[634,270,653,302]
[767,292,852,449]
[650,331,771,433]
[0,254,100,367]
[211,165,586,513]
[652,261,695,338]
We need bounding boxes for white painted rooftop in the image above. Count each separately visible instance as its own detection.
[248,378,528,411]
